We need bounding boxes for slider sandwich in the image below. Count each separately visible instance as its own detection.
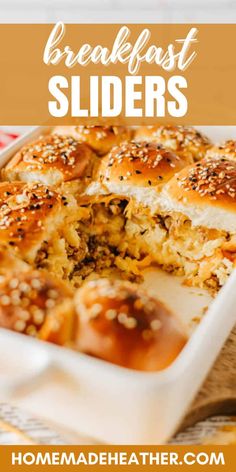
[1,126,232,292]
[80,142,236,291]
[73,141,190,283]
[0,181,86,280]
[2,133,95,195]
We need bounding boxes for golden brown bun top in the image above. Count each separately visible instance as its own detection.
[135,125,211,162]
[0,269,74,344]
[75,278,187,371]
[4,134,93,183]
[97,141,188,189]
[206,140,236,161]
[0,182,67,255]
[74,125,133,156]
[165,156,236,212]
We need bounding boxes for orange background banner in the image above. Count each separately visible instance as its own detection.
[0,445,235,471]
[0,24,236,125]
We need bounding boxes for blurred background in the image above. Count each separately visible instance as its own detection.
[0,0,235,23]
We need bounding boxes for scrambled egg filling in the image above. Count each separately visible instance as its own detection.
[34,207,88,281]
[71,197,236,291]
[33,195,236,291]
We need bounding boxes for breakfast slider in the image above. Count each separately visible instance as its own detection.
[81,145,236,290]
[0,181,83,280]
[74,141,191,282]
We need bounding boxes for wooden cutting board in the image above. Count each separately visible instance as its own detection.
[181,325,236,430]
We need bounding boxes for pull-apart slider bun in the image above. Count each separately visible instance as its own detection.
[53,125,132,156]
[161,156,236,233]
[206,140,236,161]
[135,125,211,163]
[75,278,187,371]
[2,134,94,187]
[86,141,188,211]
[74,125,133,156]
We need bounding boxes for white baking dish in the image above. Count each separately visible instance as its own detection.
[0,126,235,445]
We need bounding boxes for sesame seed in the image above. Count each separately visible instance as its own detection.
[150,319,162,331]
[14,320,26,332]
[117,313,128,325]
[45,299,56,309]
[89,303,102,318]
[31,278,42,289]
[33,310,44,325]
[47,289,59,299]
[0,295,10,306]
[179,156,236,200]
[125,317,137,329]
[9,278,19,289]
[105,309,117,320]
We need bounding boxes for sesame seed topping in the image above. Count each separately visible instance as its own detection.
[84,279,168,339]
[179,157,236,200]
[138,125,211,160]
[18,134,80,169]
[14,319,26,332]
[101,141,183,185]
[0,182,61,247]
